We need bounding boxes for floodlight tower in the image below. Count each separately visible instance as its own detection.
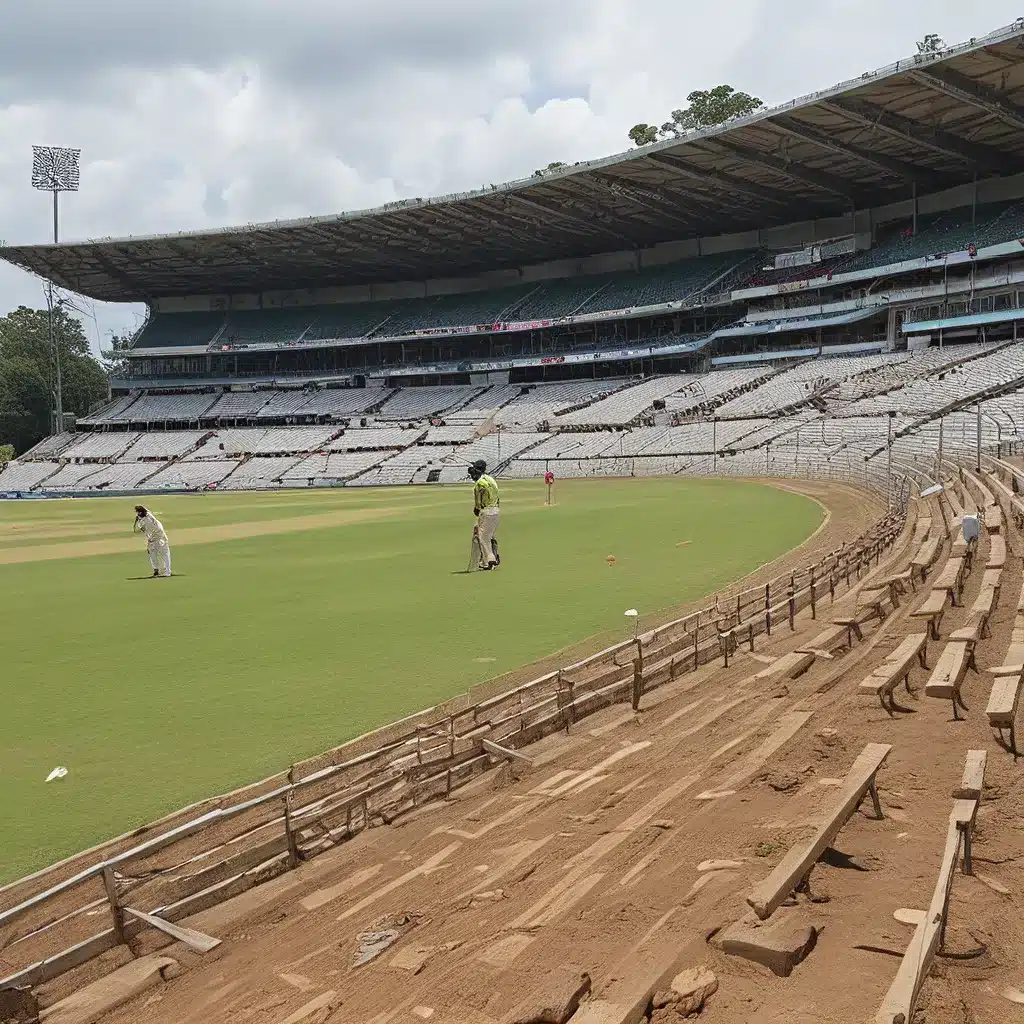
[31,145,80,433]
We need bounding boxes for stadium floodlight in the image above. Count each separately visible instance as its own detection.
[31,145,81,433]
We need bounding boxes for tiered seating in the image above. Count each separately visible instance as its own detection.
[71,463,159,491]
[126,432,206,460]
[205,391,274,418]
[0,461,60,491]
[60,432,140,461]
[133,312,224,348]
[557,376,691,427]
[370,285,532,336]
[39,464,104,491]
[377,387,481,421]
[253,391,317,419]
[218,457,303,489]
[445,385,523,423]
[493,381,626,428]
[843,201,1024,275]
[324,428,413,450]
[421,425,477,444]
[221,309,316,347]
[18,432,77,459]
[146,461,238,489]
[105,392,218,422]
[278,451,385,484]
[77,396,138,426]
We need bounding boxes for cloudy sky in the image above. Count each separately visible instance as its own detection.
[0,0,1020,353]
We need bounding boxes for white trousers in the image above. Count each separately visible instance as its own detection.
[147,537,172,577]
[476,509,500,566]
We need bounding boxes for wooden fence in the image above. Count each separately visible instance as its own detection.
[0,500,908,1000]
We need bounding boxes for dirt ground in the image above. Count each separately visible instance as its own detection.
[8,479,1024,1024]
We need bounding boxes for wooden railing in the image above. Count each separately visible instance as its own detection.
[0,499,908,999]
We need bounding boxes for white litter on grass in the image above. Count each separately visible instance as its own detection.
[624,609,638,617]
[46,767,68,782]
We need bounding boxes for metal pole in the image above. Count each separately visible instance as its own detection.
[712,417,717,473]
[976,403,982,473]
[886,416,893,509]
[50,189,64,431]
[938,416,944,479]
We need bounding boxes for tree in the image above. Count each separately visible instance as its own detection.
[629,85,763,146]
[0,443,13,466]
[532,161,568,177]
[101,331,134,377]
[627,124,660,147]
[0,304,109,454]
[917,34,946,54]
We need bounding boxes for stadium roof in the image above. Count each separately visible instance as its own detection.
[4,21,1024,303]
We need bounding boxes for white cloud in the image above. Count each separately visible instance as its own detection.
[0,0,1020,353]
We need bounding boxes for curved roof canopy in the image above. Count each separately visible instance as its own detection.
[4,22,1024,303]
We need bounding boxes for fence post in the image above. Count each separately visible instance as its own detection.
[283,792,299,869]
[765,583,772,636]
[631,656,643,711]
[102,866,125,945]
[810,569,817,619]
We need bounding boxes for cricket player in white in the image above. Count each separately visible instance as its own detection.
[468,460,500,570]
[134,505,172,578]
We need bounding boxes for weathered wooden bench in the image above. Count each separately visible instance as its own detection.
[911,537,942,582]
[925,641,975,719]
[859,634,928,715]
[746,743,891,920]
[988,532,1007,570]
[931,556,966,606]
[986,674,1021,756]
[981,567,1003,605]
[950,584,998,647]
[875,752,985,1024]
[910,589,947,641]
[951,537,975,573]
[984,504,1002,535]
[857,588,889,620]
[878,569,915,603]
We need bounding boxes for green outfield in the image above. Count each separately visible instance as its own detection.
[0,477,823,882]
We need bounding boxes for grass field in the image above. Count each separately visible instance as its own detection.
[0,477,823,882]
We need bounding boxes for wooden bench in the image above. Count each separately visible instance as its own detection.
[746,743,891,919]
[878,569,916,601]
[981,567,1003,605]
[859,634,928,715]
[988,532,1007,570]
[911,537,942,582]
[875,753,984,1024]
[910,589,948,640]
[857,588,889,620]
[954,749,987,801]
[950,584,998,646]
[986,674,1021,756]
[931,556,966,606]
[925,641,975,719]
[951,537,975,573]
[984,504,1002,535]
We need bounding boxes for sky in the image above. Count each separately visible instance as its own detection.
[0,1,1021,355]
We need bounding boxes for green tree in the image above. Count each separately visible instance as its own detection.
[627,124,660,147]
[531,161,568,177]
[0,443,13,466]
[629,85,764,146]
[101,331,134,377]
[0,304,109,454]
[916,33,946,53]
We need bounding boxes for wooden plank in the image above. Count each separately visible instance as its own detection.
[986,675,1021,726]
[912,590,947,617]
[482,738,533,766]
[988,533,1007,570]
[122,906,221,952]
[924,643,969,700]
[953,750,987,801]
[875,820,963,1024]
[0,928,120,989]
[746,743,891,920]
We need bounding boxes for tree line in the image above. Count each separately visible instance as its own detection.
[0,305,112,456]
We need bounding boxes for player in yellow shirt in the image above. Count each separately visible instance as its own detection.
[468,460,500,570]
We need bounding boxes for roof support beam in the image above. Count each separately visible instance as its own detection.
[583,172,710,232]
[909,67,1024,132]
[505,192,637,245]
[770,116,948,190]
[645,151,801,208]
[701,139,859,199]
[824,97,1014,173]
